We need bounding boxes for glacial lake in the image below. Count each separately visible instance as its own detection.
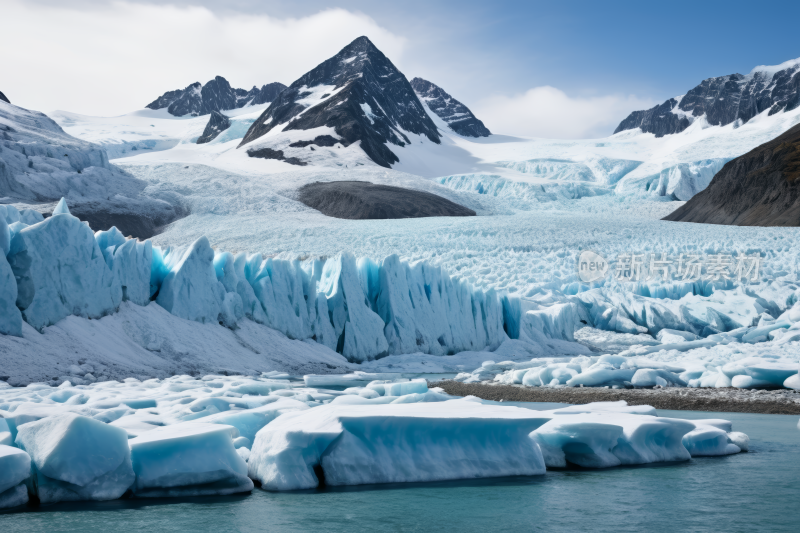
[2,408,798,532]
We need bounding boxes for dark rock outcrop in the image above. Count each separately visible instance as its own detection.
[614,98,691,138]
[297,181,476,219]
[616,60,800,137]
[0,90,9,104]
[196,110,231,144]
[247,147,307,166]
[238,36,441,168]
[145,88,183,111]
[410,77,490,137]
[164,82,202,116]
[146,78,287,117]
[65,204,186,240]
[289,135,339,148]
[250,82,287,105]
[663,123,800,226]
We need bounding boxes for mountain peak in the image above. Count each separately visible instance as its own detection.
[238,37,439,168]
[342,35,378,51]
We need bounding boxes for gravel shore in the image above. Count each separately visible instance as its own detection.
[432,381,800,415]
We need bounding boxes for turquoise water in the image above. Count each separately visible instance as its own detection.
[2,409,798,532]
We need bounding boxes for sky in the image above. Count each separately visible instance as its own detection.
[2,0,800,138]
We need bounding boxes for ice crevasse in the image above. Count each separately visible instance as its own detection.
[0,199,516,361]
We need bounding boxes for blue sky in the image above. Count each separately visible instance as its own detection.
[4,0,800,137]
[131,0,800,102]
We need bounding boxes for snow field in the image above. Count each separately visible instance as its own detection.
[0,375,748,504]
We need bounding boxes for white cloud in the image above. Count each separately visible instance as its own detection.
[473,86,657,139]
[0,1,406,116]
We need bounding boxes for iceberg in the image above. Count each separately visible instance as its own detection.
[0,374,750,499]
[531,411,694,467]
[14,412,135,503]
[248,400,550,490]
[0,444,31,508]
[128,422,254,497]
[682,423,744,456]
[201,398,310,443]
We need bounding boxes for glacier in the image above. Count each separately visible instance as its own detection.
[3,54,800,512]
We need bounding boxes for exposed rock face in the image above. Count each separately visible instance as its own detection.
[663,123,800,226]
[238,36,441,168]
[0,90,9,104]
[144,89,182,111]
[297,181,476,219]
[410,77,490,137]
[616,59,800,137]
[614,98,691,138]
[196,111,231,144]
[146,77,287,117]
[247,147,307,166]
[250,82,286,105]
[288,135,339,148]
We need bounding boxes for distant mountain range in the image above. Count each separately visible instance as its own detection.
[146,76,287,117]
[616,59,800,137]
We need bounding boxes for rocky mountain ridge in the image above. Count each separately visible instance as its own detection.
[146,77,286,117]
[410,77,490,137]
[616,59,800,137]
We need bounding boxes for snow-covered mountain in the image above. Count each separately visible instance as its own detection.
[238,36,441,168]
[0,90,9,104]
[410,77,490,137]
[616,58,800,137]
[146,76,287,117]
[0,99,181,238]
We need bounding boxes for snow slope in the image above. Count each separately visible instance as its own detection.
[50,105,269,160]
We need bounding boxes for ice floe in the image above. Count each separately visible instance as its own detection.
[0,373,749,506]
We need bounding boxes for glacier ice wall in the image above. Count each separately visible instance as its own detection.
[0,200,515,362]
[7,204,121,331]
